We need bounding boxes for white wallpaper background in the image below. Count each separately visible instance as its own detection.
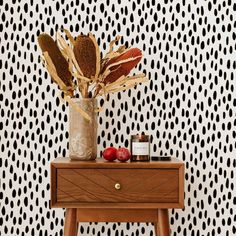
[0,0,236,235]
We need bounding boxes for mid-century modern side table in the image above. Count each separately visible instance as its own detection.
[51,157,184,236]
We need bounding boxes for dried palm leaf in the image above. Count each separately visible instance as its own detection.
[105,74,146,89]
[38,33,73,88]
[88,33,100,78]
[108,36,121,53]
[102,36,127,69]
[103,48,142,84]
[117,45,127,54]
[102,55,142,77]
[101,74,148,94]
[102,36,128,61]
[43,52,73,96]
[93,49,142,97]
[56,32,84,77]
[64,29,75,45]
[73,34,99,78]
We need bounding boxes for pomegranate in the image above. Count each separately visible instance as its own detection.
[116,148,131,162]
[102,147,117,161]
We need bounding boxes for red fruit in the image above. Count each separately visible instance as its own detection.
[116,148,131,162]
[102,147,117,161]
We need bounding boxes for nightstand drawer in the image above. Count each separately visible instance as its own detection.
[56,168,179,203]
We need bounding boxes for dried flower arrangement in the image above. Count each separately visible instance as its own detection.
[38,30,148,120]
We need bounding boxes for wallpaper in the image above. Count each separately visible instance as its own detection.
[1,0,236,235]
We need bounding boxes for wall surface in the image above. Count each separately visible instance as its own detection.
[1,0,236,235]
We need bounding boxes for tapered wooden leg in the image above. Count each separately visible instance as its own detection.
[154,222,159,236]
[157,209,170,236]
[64,208,78,236]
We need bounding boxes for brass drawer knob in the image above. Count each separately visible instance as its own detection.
[115,183,121,190]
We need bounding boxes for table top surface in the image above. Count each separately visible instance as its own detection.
[51,157,184,169]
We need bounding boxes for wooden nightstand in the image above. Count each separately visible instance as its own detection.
[51,157,184,236]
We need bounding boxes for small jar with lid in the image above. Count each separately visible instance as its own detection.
[130,134,150,161]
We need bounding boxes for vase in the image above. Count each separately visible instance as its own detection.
[69,98,97,160]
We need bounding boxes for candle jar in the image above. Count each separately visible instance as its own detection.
[130,134,150,161]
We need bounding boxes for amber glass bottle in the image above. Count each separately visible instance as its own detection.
[130,134,150,161]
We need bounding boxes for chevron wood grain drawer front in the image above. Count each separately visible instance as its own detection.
[56,168,179,203]
[51,157,184,209]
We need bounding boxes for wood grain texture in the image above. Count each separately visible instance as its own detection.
[51,157,183,169]
[77,209,158,222]
[51,157,185,209]
[157,209,170,236]
[50,164,57,208]
[50,158,184,236]
[154,222,159,236]
[51,202,183,209]
[179,164,185,209]
[57,168,179,203]
[64,208,77,236]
